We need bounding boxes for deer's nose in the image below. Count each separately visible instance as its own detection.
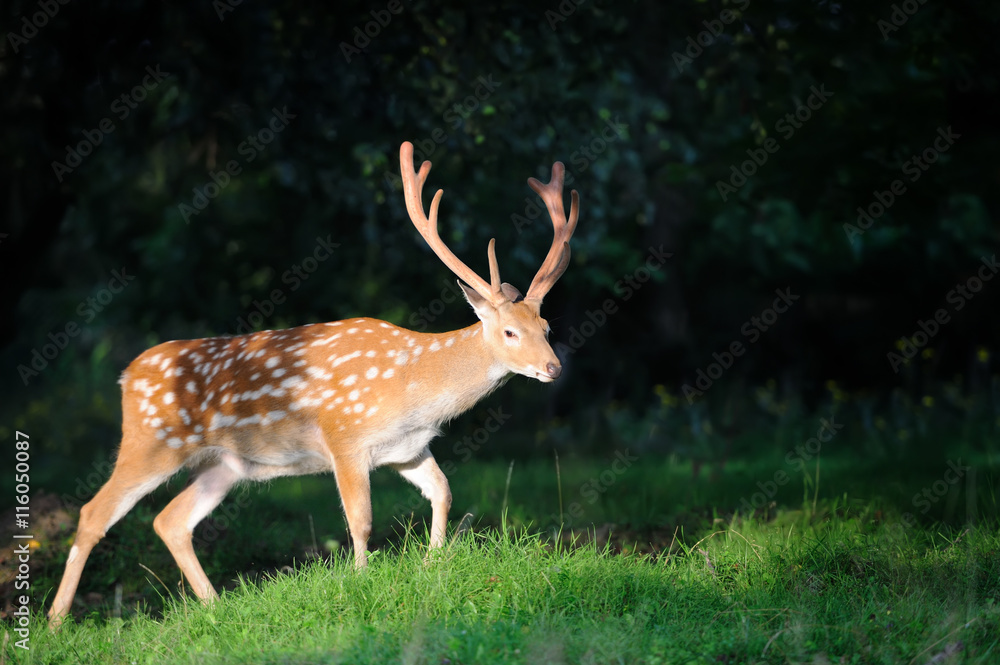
[546,362,562,379]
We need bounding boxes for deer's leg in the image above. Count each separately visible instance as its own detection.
[393,449,452,548]
[333,456,372,567]
[152,460,242,601]
[48,445,179,625]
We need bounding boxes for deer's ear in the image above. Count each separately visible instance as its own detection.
[459,281,496,320]
[500,282,524,303]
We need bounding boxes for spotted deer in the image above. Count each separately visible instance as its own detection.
[48,141,579,624]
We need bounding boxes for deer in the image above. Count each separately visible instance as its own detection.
[48,140,579,625]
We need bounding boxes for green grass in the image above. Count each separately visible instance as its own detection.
[5,447,1000,663]
[13,518,1000,664]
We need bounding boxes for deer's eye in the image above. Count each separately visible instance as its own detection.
[504,329,517,338]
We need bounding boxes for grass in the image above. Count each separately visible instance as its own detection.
[4,443,1000,663]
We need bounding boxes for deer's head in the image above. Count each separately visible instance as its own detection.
[400,142,579,383]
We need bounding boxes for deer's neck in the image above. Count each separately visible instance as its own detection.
[407,322,508,423]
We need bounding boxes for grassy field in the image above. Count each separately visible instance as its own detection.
[3,440,999,663]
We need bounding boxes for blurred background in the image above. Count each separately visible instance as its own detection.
[1,0,999,563]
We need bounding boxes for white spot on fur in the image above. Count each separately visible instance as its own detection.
[262,410,286,425]
[365,367,378,380]
[236,414,262,427]
[164,391,175,404]
[365,350,376,358]
[306,366,332,380]
[430,341,441,351]
[266,356,280,368]
[349,389,360,401]
[209,413,238,430]
[332,350,361,367]
[382,369,394,379]
[281,376,307,390]
[341,374,357,386]
[166,437,184,448]
[395,351,409,365]
[273,368,287,378]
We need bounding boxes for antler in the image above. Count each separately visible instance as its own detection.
[525,162,579,302]
[399,142,505,305]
